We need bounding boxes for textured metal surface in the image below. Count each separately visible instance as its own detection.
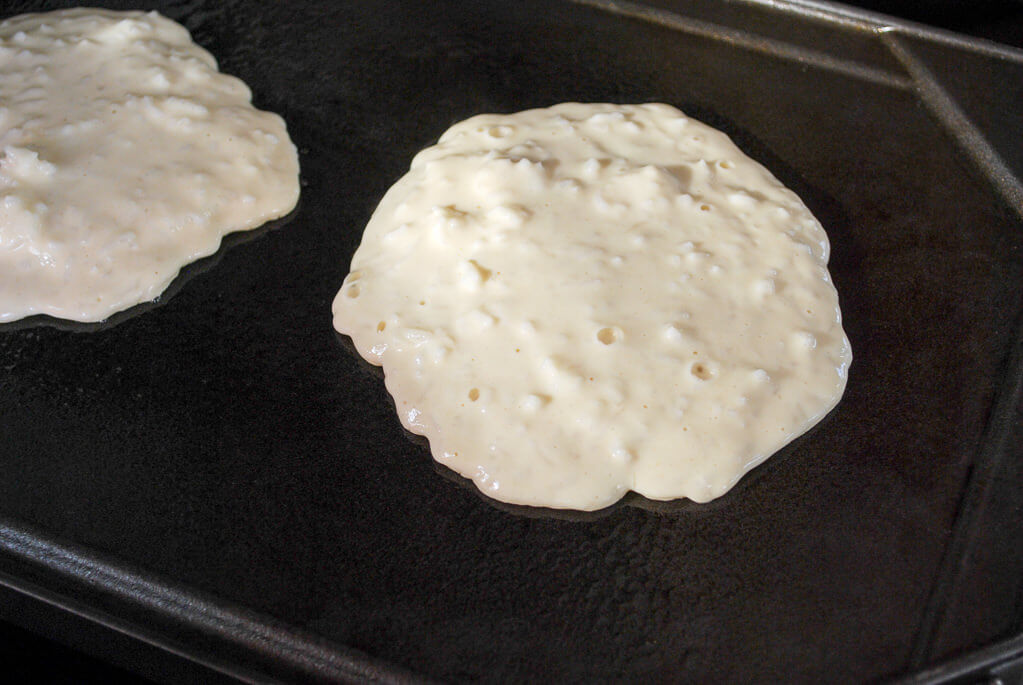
[1,0,1021,681]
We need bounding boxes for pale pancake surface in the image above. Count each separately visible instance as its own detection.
[0,8,300,322]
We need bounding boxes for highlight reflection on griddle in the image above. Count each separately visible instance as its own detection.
[0,206,299,334]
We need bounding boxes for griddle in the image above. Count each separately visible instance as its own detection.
[1,0,1022,682]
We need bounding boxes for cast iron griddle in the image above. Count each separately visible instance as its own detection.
[1,0,1021,681]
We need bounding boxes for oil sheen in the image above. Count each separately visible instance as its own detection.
[0,9,300,322]
[333,103,851,510]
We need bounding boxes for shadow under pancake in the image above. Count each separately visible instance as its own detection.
[0,205,300,334]
[334,325,844,522]
[431,406,844,520]
[429,439,767,522]
[334,329,385,382]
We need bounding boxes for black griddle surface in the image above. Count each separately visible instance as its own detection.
[1,1,1021,682]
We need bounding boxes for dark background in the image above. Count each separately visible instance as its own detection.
[2,0,1022,682]
[1,619,148,684]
